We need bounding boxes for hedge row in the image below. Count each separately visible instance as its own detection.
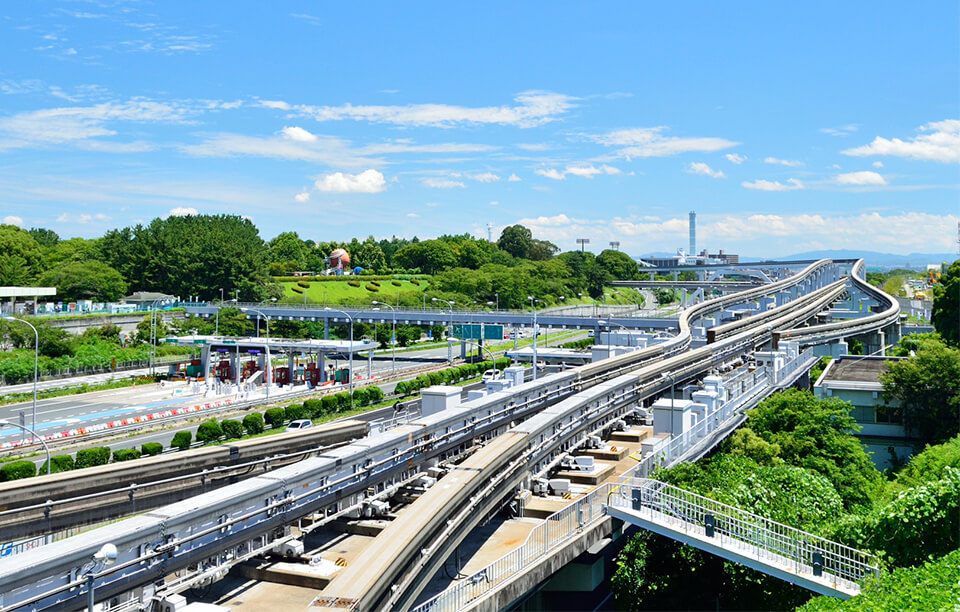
[560,338,595,350]
[0,384,391,482]
[272,273,428,283]
[394,358,510,396]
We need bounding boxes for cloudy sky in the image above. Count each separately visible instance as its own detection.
[0,1,958,257]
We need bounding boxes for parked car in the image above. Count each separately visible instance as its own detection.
[482,369,501,382]
[285,419,314,432]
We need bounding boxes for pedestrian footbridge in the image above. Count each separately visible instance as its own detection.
[607,479,877,599]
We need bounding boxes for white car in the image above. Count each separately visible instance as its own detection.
[482,369,501,382]
[285,419,314,432]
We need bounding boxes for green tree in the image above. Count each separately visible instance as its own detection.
[0,224,43,285]
[597,249,639,280]
[527,239,559,261]
[27,227,59,248]
[100,214,274,301]
[932,259,959,346]
[268,231,308,269]
[37,261,127,302]
[880,335,960,446]
[353,238,387,272]
[497,224,533,258]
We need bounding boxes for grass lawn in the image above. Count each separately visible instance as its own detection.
[280,278,431,305]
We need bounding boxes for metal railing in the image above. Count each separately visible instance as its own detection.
[610,479,880,590]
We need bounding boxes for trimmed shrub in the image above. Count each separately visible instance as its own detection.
[391,280,402,287]
[264,407,285,429]
[291,287,304,294]
[395,380,410,395]
[348,279,361,288]
[428,371,443,386]
[303,399,323,419]
[0,460,36,481]
[365,284,379,292]
[321,395,338,414]
[352,387,368,406]
[41,455,75,474]
[196,420,223,443]
[141,442,163,456]
[221,419,243,440]
[113,448,141,462]
[335,392,352,411]
[171,431,192,450]
[370,280,381,287]
[411,279,420,286]
[76,446,112,468]
[242,412,265,435]
[367,386,384,403]
[284,404,306,422]
[297,281,310,288]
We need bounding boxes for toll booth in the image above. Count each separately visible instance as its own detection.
[215,360,232,381]
[305,363,321,386]
[274,368,290,385]
[242,361,259,380]
[334,368,350,383]
[185,359,203,378]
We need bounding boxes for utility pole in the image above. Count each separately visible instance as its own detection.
[576,238,590,252]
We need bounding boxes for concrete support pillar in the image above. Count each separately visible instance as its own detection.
[319,353,326,382]
[368,350,373,379]
[288,351,295,384]
[672,272,679,282]
[323,321,330,339]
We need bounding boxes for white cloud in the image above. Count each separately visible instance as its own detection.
[517,213,590,227]
[421,177,465,189]
[842,120,960,163]
[820,125,858,137]
[315,169,386,193]
[725,153,746,165]
[281,126,318,142]
[517,143,551,151]
[535,168,566,180]
[507,173,522,182]
[536,164,621,180]
[258,100,292,110]
[168,207,198,217]
[407,213,419,218]
[687,162,725,179]
[489,201,499,206]
[587,126,738,158]
[286,90,575,128]
[764,157,803,167]
[2,215,23,226]
[470,172,500,183]
[835,171,887,186]
[741,178,804,191]
[294,191,310,203]
[872,161,884,168]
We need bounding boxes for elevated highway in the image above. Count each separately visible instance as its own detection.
[0,259,901,611]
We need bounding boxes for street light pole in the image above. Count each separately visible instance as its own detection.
[240,308,271,400]
[432,298,456,365]
[598,319,633,347]
[84,543,118,612]
[661,371,676,449]
[0,419,49,474]
[4,317,38,435]
[528,296,541,381]
[371,301,396,374]
[325,308,354,409]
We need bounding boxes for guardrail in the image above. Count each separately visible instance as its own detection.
[610,479,880,592]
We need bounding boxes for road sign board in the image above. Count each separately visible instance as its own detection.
[453,324,504,340]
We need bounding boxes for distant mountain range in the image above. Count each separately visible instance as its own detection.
[635,250,957,270]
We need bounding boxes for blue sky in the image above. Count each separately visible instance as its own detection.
[0,1,958,257]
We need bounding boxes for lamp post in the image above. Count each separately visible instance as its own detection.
[0,419,49,474]
[528,296,541,381]
[371,301,396,374]
[432,298,456,365]
[240,307,271,400]
[3,317,38,435]
[84,543,118,612]
[661,371,676,447]
[598,319,633,347]
[325,308,354,408]
[148,297,164,376]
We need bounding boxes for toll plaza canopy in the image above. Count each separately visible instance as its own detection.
[162,335,379,385]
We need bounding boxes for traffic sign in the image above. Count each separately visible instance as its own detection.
[453,324,504,340]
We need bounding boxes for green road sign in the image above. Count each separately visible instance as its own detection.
[453,324,504,341]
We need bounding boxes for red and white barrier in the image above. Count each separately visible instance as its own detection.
[0,398,236,451]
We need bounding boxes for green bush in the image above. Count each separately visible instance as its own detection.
[370,280,381,287]
[297,280,310,288]
[303,399,323,418]
[0,460,36,481]
[348,279,361,288]
[141,442,163,456]
[335,392,352,411]
[76,446,112,468]
[428,371,443,386]
[410,279,420,286]
[367,386,384,403]
[365,284,379,292]
[352,387,368,406]
[321,395,338,414]
[242,412,265,435]
[112,448,141,462]
[221,419,243,440]
[196,420,223,443]
[264,407,285,429]
[395,380,410,395]
[41,455,75,474]
[171,431,192,450]
[391,280,402,287]
[284,404,305,422]
[291,286,304,294]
